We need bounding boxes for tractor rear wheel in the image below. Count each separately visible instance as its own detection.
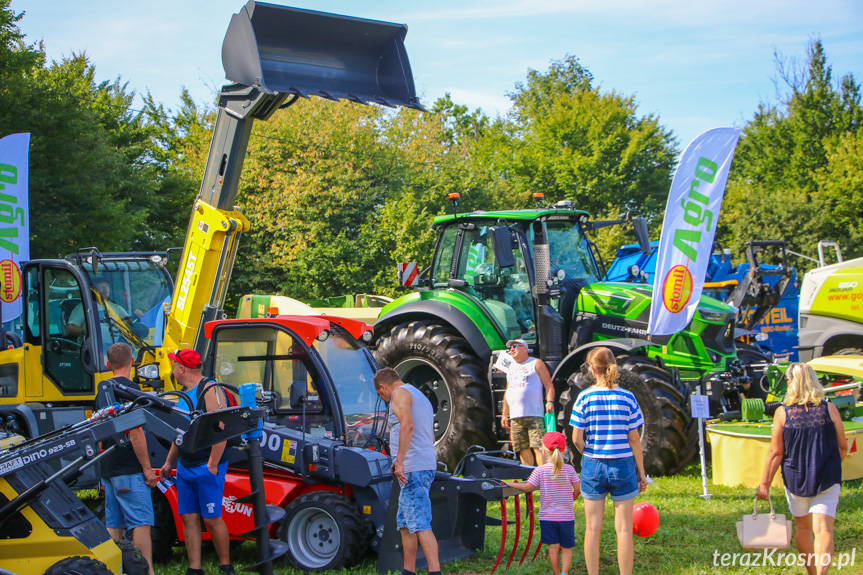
[736,341,773,400]
[559,355,695,476]
[43,557,112,575]
[374,320,494,471]
[150,489,177,564]
[280,492,367,571]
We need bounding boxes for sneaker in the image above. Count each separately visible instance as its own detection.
[219,565,236,575]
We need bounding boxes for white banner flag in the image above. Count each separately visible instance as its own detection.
[647,127,741,336]
[0,133,31,324]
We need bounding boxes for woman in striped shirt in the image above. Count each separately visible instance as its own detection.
[570,347,648,575]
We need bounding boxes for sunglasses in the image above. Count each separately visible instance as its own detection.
[509,343,521,349]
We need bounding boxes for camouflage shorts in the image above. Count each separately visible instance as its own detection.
[510,416,544,452]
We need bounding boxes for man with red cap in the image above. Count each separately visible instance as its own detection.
[160,349,234,575]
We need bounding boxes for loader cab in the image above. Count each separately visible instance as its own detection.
[0,253,173,407]
[205,317,381,448]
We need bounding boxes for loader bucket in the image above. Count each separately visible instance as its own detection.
[222,0,424,110]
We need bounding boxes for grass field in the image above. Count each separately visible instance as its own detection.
[152,462,863,574]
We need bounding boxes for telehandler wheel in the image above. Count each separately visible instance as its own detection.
[280,492,367,571]
[150,489,177,564]
[736,341,772,400]
[116,539,149,575]
[559,355,695,476]
[43,556,112,575]
[374,320,494,471]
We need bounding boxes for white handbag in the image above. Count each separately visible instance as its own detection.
[736,496,793,550]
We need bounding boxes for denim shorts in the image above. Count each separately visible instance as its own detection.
[103,473,154,529]
[539,520,576,548]
[177,461,228,518]
[580,455,639,502]
[396,470,435,533]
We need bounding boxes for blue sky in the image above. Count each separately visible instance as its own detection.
[15,0,863,147]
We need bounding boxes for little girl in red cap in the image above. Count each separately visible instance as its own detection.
[505,431,581,575]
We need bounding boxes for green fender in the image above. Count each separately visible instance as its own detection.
[374,290,507,360]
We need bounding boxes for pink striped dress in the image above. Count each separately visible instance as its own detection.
[526,463,581,521]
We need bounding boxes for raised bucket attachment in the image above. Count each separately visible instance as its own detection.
[222,0,424,109]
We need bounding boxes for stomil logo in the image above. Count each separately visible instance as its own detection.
[0,259,20,303]
[662,265,693,313]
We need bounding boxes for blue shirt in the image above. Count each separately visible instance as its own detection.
[570,386,644,459]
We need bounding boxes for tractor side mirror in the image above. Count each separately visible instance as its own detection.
[632,217,651,255]
[490,226,516,268]
[289,380,307,409]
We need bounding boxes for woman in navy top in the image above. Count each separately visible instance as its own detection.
[571,347,648,575]
[758,363,847,574]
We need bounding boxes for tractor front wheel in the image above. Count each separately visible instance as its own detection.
[280,492,367,571]
[374,320,494,471]
[559,355,695,476]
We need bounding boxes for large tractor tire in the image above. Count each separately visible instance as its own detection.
[116,540,149,575]
[150,489,177,564]
[280,492,368,571]
[558,355,696,476]
[43,557,113,575]
[736,341,773,400]
[374,320,494,471]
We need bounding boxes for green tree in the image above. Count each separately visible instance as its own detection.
[476,55,678,223]
[0,1,197,258]
[722,40,862,267]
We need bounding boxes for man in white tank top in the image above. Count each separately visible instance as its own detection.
[374,368,441,575]
[501,339,556,466]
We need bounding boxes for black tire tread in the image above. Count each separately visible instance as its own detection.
[116,539,149,575]
[280,491,368,571]
[559,355,696,476]
[150,489,177,564]
[43,556,113,575]
[374,320,494,470]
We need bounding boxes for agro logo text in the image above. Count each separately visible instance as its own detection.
[0,164,25,255]
[673,157,718,263]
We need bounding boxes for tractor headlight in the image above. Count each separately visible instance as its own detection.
[362,330,373,343]
[317,330,330,342]
[699,309,727,323]
[137,363,160,380]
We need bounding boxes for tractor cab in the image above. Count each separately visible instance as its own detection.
[203,315,383,448]
[427,204,604,361]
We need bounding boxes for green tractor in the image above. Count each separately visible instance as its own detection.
[373,199,749,475]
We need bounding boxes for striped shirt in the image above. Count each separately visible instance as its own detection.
[570,386,644,459]
[526,463,580,521]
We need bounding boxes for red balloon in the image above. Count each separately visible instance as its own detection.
[632,502,660,537]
